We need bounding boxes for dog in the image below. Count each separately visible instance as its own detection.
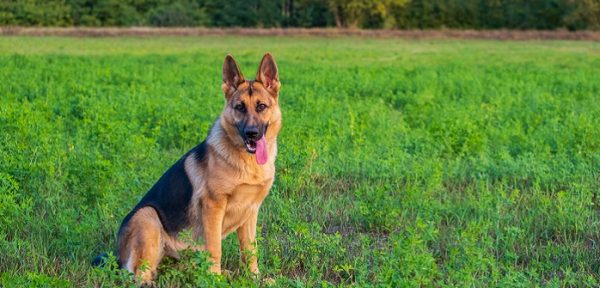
[94,53,281,284]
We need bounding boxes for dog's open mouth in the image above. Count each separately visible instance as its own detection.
[244,135,268,165]
[244,138,258,154]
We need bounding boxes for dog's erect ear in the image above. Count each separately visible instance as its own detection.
[256,53,280,95]
[222,55,245,100]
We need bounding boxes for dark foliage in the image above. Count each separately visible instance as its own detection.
[0,1,598,30]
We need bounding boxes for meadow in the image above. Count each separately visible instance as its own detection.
[0,35,599,287]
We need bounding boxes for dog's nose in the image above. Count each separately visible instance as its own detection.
[244,127,259,140]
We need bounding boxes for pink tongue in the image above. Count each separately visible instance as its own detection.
[255,135,268,165]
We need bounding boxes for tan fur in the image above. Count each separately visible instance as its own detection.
[117,53,281,283]
[119,207,165,283]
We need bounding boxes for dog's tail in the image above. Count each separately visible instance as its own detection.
[91,252,120,268]
[91,252,109,267]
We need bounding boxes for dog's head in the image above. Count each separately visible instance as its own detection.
[219,53,281,164]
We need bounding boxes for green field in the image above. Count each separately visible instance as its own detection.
[1,36,599,287]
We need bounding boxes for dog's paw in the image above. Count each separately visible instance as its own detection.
[221,269,233,277]
[208,263,222,274]
[262,277,276,286]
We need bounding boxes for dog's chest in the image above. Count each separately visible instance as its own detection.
[221,180,272,234]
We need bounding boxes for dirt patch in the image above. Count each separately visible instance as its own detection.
[1,27,600,40]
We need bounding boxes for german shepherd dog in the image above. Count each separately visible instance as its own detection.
[95,53,281,284]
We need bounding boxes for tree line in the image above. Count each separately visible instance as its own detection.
[1,0,599,30]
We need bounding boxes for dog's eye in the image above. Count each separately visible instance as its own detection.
[234,103,246,113]
[256,103,267,113]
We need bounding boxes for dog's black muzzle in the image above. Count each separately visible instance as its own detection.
[237,123,268,154]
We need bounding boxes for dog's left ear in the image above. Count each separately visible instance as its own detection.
[256,53,280,96]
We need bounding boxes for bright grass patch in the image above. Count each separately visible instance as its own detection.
[0,36,599,286]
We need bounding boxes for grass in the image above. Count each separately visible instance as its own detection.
[1,35,599,287]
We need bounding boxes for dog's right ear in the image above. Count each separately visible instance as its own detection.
[256,53,280,96]
[222,55,245,100]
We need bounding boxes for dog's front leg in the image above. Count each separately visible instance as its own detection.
[201,197,227,274]
[237,208,259,275]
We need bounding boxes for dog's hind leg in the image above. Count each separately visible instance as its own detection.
[163,236,188,260]
[118,207,165,284]
[164,235,206,260]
